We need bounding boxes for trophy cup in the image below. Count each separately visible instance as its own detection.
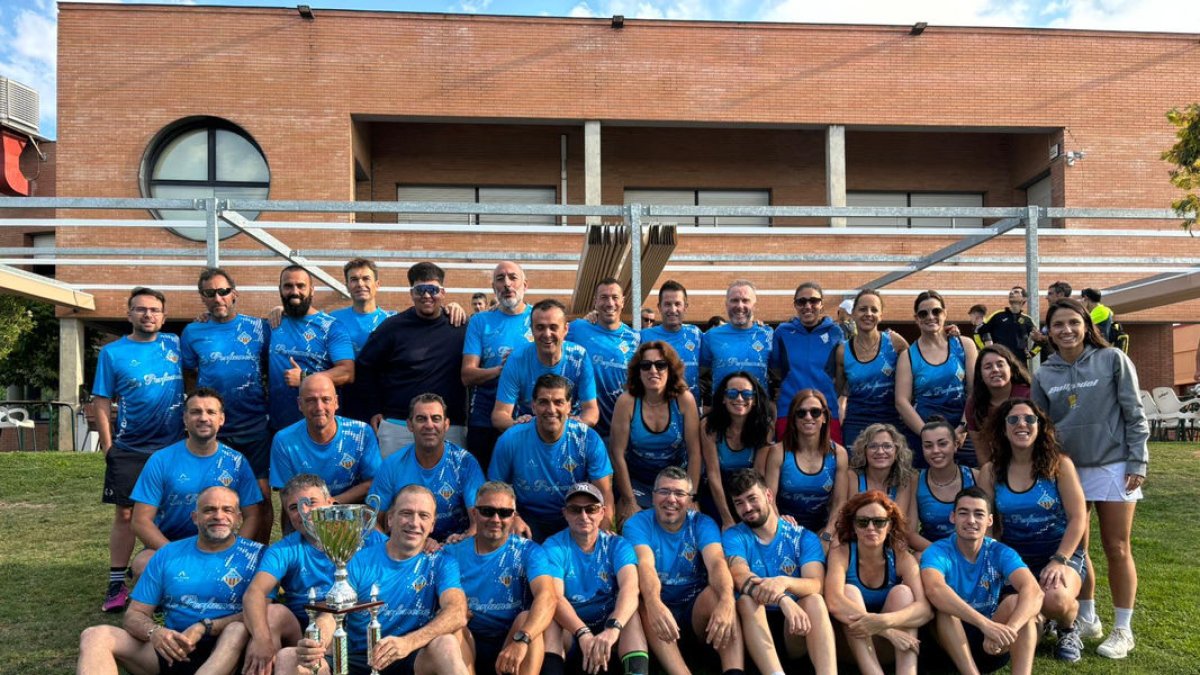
[300,496,384,675]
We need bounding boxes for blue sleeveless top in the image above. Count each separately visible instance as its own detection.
[909,337,967,423]
[777,448,838,531]
[847,543,899,613]
[994,473,1068,568]
[856,471,898,501]
[916,465,975,541]
[626,397,687,487]
[843,331,903,434]
[716,434,756,484]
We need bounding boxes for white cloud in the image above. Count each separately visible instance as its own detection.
[759,0,1031,28]
[1046,0,1200,33]
[569,1,595,18]
[565,0,716,20]
[0,4,58,138]
[456,0,494,13]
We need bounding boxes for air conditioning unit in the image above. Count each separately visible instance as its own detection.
[0,77,40,137]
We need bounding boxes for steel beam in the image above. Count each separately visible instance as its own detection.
[219,210,349,298]
[858,218,1025,290]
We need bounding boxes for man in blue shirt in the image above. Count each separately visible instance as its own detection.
[722,468,834,675]
[921,486,1042,675]
[567,277,639,438]
[770,281,844,443]
[446,482,558,675]
[330,258,398,423]
[700,280,772,409]
[622,466,742,675]
[640,280,703,404]
[92,286,186,612]
[270,373,381,533]
[369,393,485,544]
[78,486,264,675]
[181,267,273,542]
[489,374,615,542]
[491,298,599,431]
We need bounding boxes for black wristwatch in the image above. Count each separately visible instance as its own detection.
[201,618,214,637]
[1050,553,1070,566]
[604,618,623,632]
[512,631,531,645]
[819,531,833,543]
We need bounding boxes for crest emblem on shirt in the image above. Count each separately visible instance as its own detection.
[1037,490,1057,511]
[339,454,355,470]
[499,574,513,588]
[882,366,894,377]
[412,578,428,593]
[222,568,243,589]
[820,334,829,344]
[781,558,797,576]
[822,477,834,493]
[955,366,965,381]
[438,483,455,501]
[561,457,578,473]
[619,341,632,354]
[304,330,317,342]
[682,543,697,562]
[685,341,696,352]
[238,332,252,345]
[166,351,179,363]
[752,341,764,352]
[597,570,609,584]
[218,470,233,487]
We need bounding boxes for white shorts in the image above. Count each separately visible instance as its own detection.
[1077,462,1143,503]
[377,418,467,459]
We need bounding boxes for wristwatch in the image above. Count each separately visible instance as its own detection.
[201,618,214,637]
[604,618,623,632]
[512,631,532,645]
[1050,553,1070,566]
[819,531,833,543]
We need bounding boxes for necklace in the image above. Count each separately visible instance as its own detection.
[930,470,959,488]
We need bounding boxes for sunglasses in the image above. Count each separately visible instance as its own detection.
[794,407,824,419]
[916,307,945,319]
[412,284,443,297]
[724,389,755,401]
[564,503,604,516]
[200,287,234,298]
[639,360,669,372]
[855,517,890,530]
[476,506,515,519]
[794,297,822,307]
[1006,414,1038,426]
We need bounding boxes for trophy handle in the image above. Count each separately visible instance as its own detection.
[298,496,320,546]
[361,493,382,542]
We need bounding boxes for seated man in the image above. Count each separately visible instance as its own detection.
[445,482,558,675]
[369,393,485,544]
[722,469,836,675]
[78,486,265,675]
[242,474,386,674]
[279,485,470,675]
[130,388,262,579]
[920,486,1043,675]
[489,374,614,542]
[622,466,743,675]
[543,483,649,675]
[270,373,381,532]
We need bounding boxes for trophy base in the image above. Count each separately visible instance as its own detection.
[305,600,385,616]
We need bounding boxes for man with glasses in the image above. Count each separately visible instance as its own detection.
[358,261,469,456]
[446,482,559,675]
[92,286,186,612]
[641,280,703,404]
[700,280,772,410]
[621,467,743,675]
[567,277,640,438]
[771,281,845,443]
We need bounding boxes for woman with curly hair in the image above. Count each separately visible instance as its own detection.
[825,490,931,675]
[965,344,1032,466]
[700,371,773,529]
[846,423,916,514]
[979,398,1087,663]
[609,340,701,523]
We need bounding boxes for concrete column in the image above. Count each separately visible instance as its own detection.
[826,125,847,228]
[58,318,84,451]
[584,120,602,225]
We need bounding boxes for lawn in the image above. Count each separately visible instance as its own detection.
[1,445,1197,674]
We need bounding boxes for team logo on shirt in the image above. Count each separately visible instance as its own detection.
[820,334,829,344]
[304,330,317,342]
[619,341,632,354]
[166,350,179,363]
[955,366,965,381]
[822,476,834,493]
[238,332,252,345]
[881,366,894,377]
[499,574,513,588]
[338,454,355,470]
[752,341,764,352]
[222,568,243,589]
[218,470,233,487]
[176,570,190,580]
[597,570,609,584]
[412,578,428,593]
[682,543,697,562]
[685,340,696,352]
[780,557,797,576]
[561,457,579,473]
[1037,489,1057,511]
[438,483,456,501]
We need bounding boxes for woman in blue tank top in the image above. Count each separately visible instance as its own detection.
[609,341,701,521]
[833,289,909,449]
[910,417,978,553]
[825,490,930,675]
[980,399,1088,653]
[700,371,773,529]
[845,423,916,517]
[760,389,847,539]
[895,290,978,469]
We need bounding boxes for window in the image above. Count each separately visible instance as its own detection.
[846,191,984,228]
[396,185,557,225]
[625,189,770,226]
[143,118,270,241]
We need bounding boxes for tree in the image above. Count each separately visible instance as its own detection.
[0,295,36,364]
[0,297,99,400]
[1162,103,1200,231]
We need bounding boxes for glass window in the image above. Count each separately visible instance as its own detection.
[396,185,557,225]
[847,191,983,228]
[626,188,770,226]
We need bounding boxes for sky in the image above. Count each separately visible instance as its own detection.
[2,0,1199,140]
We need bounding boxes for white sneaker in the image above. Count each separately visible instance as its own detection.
[1097,628,1135,659]
[1075,614,1103,640]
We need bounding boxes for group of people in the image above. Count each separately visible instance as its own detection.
[74,259,1149,674]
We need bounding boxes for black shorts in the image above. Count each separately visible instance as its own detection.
[335,650,419,675]
[157,635,222,675]
[471,633,505,675]
[220,429,273,479]
[963,622,1012,673]
[467,425,501,472]
[103,446,152,506]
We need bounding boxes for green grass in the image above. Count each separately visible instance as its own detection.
[1,446,1197,674]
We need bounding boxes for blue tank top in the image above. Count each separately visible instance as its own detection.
[909,337,967,423]
[843,331,902,428]
[716,434,756,485]
[916,466,975,541]
[856,471,898,501]
[777,448,838,531]
[626,398,687,486]
[994,473,1068,567]
[847,543,899,613]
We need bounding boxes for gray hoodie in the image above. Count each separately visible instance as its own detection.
[1032,345,1149,477]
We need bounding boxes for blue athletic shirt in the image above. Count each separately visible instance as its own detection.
[368,441,485,541]
[180,315,270,436]
[700,323,773,400]
[543,529,637,626]
[716,435,756,486]
[641,324,703,404]
[567,319,640,436]
[268,312,354,430]
[258,530,387,625]
[841,330,904,448]
[463,306,534,428]
[846,543,899,613]
[495,341,597,420]
[344,545,462,655]
[92,334,185,454]
[994,474,1068,568]
[622,509,721,607]
[855,471,898,501]
[722,518,824,609]
[916,466,975,542]
[771,316,844,420]
[329,306,396,355]
[269,416,381,496]
[777,449,838,531]
[920,534,1027,618]
[909,338,967,425]
[488,420,613,520]
[445,534,555,640]
[130,440,263,540]
[626,398,688,491]
[130,536,264,631]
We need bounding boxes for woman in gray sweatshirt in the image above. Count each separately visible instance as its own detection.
[1032,298,1148,660]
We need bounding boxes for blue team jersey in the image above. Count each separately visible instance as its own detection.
[269,416,381,496]
[770,316,843,420]
[777,449,838,531]
[543,529,637,626]
[488,420,613,520]
[464,307,534,427]
[180,315,270,436]
[722,519,824,608]
[640,325,703,404]
[130,440,263,540]
[130,536,264,631]
[916,466,975,542]
[258,530,387,625]
[700,324,773,397]
[909,338,968,425]
[267,313,354,429]
[845,543,899,613]
[567,319,639,435]
[921,535,1027,619]
[994,474,1069,567]
[344,544,462,654]
[496,342,597,419]
[622,510,721,607]
[840,330,904,448]
[368,441,485,541]
[716,435,757,486]
[329,306,396,355]
[92,334,185,454]
[626,398,688,488]
[445,534,555,640]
